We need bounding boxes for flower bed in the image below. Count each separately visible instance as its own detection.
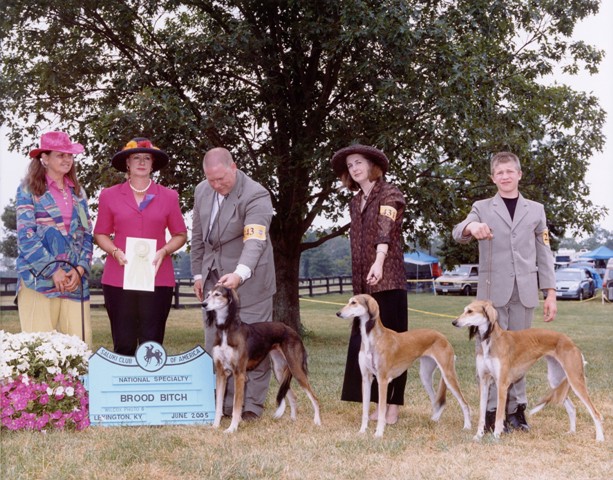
[1,330,91,431]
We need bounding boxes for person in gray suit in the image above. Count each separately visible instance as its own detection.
[191,147,276,420]
[453,151,557,432]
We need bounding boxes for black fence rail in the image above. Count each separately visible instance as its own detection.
[299,276,352,297]
[0,275,434,312]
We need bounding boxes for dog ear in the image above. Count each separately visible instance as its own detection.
[205,310,216,327]
[483,301,497,325]
[366,295,380,319]
[481,301,496,340]
[468,326,478,340]
[228,287,240,323]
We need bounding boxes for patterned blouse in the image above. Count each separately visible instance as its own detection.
[348,179,406,295]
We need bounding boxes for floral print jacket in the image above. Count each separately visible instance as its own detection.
[16,183,93,300]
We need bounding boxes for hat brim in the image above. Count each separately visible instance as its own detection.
[111,147,169,172]
[29,144,84,159]
[331,144,389,177]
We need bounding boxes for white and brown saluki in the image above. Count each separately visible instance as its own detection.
[203,285,321,433]
[453,300,604,442]
[337,294,471,437]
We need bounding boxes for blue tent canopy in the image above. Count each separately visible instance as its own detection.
[579,246,613,260]
[403,251,439,265]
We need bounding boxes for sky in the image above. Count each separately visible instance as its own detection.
[1,5,612,234]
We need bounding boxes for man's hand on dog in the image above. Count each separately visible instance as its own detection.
[217,273,242,290]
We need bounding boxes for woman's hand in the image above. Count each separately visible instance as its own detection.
[153,248,166,275]
[51,269,69,293]
[63,267,84,292]
[366,263,384,285]
[114,249,128,267]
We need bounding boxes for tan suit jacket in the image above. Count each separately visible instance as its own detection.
[453,193,555,308]
[191,170,276,308]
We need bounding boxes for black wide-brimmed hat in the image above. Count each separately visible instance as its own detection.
[330,144,389,177]
[111,137,169,172]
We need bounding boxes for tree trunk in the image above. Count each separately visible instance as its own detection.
[272,250,302,334]
[271,231,303,334]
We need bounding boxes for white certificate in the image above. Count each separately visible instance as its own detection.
[123,237,157,292]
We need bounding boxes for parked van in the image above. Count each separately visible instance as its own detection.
[434,264,479,296]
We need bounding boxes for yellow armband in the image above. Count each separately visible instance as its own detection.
[243,224,267,241]
[379,205,398,221]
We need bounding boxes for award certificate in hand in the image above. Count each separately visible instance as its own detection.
[123,237,157,291]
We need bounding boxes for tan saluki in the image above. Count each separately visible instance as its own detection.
[203,285,321,433]
[337,294,471,437]
[453,300,604,441]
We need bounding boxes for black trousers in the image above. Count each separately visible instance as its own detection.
[341,289,408,405]
[102,284,173,356]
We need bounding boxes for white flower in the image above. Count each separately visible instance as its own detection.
[0,330,91,382]
[47,387,54,395]
[65,386,75,397]
[54,386,65,397]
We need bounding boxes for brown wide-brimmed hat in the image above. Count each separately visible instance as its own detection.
[111,137,169,172]
[330,144,389,177]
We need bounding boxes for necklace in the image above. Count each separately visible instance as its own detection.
[57,183,70,203]
[362,182,375,199]
[129,179,152,194]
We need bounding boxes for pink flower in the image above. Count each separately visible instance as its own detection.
[50,410,63,420]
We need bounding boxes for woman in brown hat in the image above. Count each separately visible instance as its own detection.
[94,138,187,355]
[331,144,408,424]
[16,131,93,345]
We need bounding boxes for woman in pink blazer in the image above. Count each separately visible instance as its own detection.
[94,138,187,355]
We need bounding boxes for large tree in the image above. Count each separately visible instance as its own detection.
[1,0,607,331]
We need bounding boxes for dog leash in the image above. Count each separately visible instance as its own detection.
[486,233,493,300]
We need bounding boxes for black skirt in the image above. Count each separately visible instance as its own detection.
[340,289,408,404]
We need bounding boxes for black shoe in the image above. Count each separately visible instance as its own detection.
[485,409,510,434]
[485,410,496,432]
[506,404,530,431]
[241,411,260,422]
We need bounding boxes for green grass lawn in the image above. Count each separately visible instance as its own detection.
[1,293,612,480]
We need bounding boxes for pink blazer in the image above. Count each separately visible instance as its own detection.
[94,181,187,287]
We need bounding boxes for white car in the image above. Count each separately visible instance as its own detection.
[434,264,479,296]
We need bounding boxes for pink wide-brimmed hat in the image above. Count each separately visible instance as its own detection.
[29,131,85,158]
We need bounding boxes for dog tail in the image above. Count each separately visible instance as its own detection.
[276,372,293,406]
[434,377,447,409]
[530,378,571,416]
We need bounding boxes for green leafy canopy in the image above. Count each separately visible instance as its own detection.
[1,0,607,329]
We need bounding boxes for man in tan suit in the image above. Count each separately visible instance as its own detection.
[453,151,557,432]
[191,147,276,420]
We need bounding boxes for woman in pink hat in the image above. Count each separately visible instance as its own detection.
[331,144,408,425]
[15,131,94,345]
[94,138,187,356]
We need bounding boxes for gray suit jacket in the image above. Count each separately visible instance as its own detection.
[191,170,276,308]
[453,193,555,308]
